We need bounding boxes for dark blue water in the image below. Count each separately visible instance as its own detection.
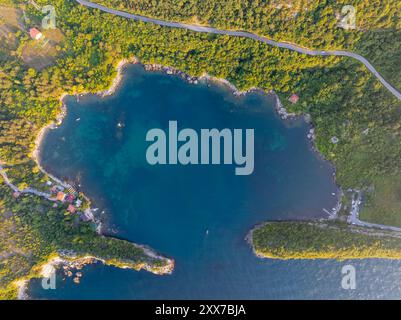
[30,64,401,299]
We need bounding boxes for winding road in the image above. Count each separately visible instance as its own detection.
[76,0,401,101]
[0,165,53,200]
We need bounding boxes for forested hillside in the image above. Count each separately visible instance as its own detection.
[94,0,401,93]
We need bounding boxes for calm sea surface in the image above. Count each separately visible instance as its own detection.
[30,64,401,299]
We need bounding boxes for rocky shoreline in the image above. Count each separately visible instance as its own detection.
[98,57,138,97]
[32,99,69,187]
[97,56,297,120]
[142,62,297,120]
[16,247,174,299]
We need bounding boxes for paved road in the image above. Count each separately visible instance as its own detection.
[0,165,53,200]
[348,190,401,232]
[76,0,401,101]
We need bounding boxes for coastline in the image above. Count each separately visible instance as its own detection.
[15,280,28,300]
[15,246,174,299]
[32,95,69,189]
[98,57,139,97]
[141,62,296,120]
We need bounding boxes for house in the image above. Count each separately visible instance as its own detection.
[56,191,66,202]
[331,136,339,144]
[67,204,76,214]
[80,209,94,222]
[79,211,92,222]
[66,194,75,203]
[13,191,20,198]
[289,94,299,104]
[75,199,82,208]
[29,28,43,40]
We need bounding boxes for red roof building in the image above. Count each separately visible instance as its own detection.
[66,194,75,203]
[289,94,299,104]
[29,28,43,40]
[67,205,76,214]
[56,191,66,202]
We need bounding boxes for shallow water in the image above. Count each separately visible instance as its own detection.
[30,64,401,299]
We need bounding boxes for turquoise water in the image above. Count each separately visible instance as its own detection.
[30,64,401,299]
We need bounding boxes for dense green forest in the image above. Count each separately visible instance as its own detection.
[94,0,401,86]
[0,0,400,298]
[252,221,401,260]
[94,0,400,47]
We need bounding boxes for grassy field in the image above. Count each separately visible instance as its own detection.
[360,174,401,227]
